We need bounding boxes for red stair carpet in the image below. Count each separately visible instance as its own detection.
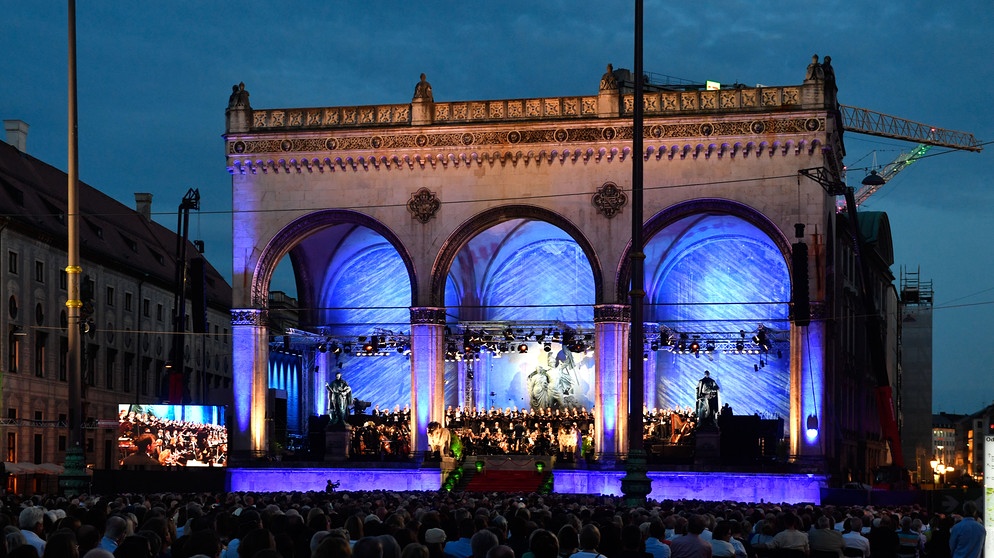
[462,470,548,493]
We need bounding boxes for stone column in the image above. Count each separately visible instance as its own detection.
[410,307,446,454]
[231,308,269,457]
[790,302,826,458]
[594,304,630,459]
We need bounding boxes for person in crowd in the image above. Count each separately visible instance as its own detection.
[841,518,870,558]
[808,515,845,558]
[19,507,47,555]
[568,524,603,558]
[668,515,710,558]
[949,502,985,558]
[644,518,670,558]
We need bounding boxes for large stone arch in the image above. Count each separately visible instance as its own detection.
[616,198,793,301]
[251,209,419,309]
[428,205,604,308]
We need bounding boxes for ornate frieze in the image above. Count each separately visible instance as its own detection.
[231,308,268,326]
[594,304,631,324]
[592,182,628,219]
[408,187,441,224]
[410,307,447,325]
[227,116,824,160]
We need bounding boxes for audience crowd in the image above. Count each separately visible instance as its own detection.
[0,489,983,558]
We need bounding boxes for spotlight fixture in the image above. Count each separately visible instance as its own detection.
[543,342,552,353]
[705,340,715,353]
[317,343,327,353]
[806,414,819,439]
[643,352,649,361]
[689,337,700,356]
[735,340,745,353]
[678,333,688,352]
[517,343,528,354]
[650,341,659,351]
[754,364,759,372]
[331,343,342,355]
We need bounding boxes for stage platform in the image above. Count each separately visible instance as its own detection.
[222,466,825,504]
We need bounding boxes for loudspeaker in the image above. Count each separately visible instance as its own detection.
[791,241,810,326]
[308,415,330,457]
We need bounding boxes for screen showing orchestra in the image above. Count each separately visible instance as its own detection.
[117,405,227,468]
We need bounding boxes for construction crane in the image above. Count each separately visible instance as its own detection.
[840,105,983,205]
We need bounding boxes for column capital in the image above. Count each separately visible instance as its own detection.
[410,307,447,325]
[594,304,631,323]
[231,308,268,326]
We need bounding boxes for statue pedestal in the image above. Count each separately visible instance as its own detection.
[325,427,351,462]
[694,429,720,465]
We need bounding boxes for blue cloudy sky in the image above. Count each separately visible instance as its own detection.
[2,1,991,413]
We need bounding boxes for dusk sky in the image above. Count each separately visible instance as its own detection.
[2,2,991,413]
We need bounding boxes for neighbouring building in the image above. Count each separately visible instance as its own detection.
[0,122,232,493]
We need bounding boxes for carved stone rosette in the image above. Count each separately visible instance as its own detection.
[408,187,441,224]
[594,304,631,323]
[410,307,447,325]
[592,182,628,218]
[231,308,268,326]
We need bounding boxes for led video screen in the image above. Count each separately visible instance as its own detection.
[118,405,227,467]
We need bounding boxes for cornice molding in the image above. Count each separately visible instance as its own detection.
[227,117,828,174]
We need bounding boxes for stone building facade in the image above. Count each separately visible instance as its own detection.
[224,57,897,480]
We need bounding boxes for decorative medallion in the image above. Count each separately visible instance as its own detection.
[649,124,663,138]
[280,139,292,152]
[461,133,474,145]
[592,181,628,219]
[700,123,715,136]
[602,127,616,140]
[233,141,246,153]
[408,187,441,224]
[750,121,766,134]
[554,128,568,142]
[415,134,429,147]
[507,130,521,144]
[325,138,338,150]
[371,136,383,148]
[805,118,820,131]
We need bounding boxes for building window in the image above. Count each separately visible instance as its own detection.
[7,331,19,373]
[125,292,133,312]
[143,298,150,318]
[141,358,151,396]
[58,435,67,452]
[223,328,229,345]
[105,349,117,390]
[214,325,219,341]
[7,251,17,275]
[156,304,163,322]
[34,333,47,378]
[33,434,42,465]
[124,353,134,394]
[34,261,44,283]
[106,286,115,307]
[60,269,67,290]
[6,432,15,462]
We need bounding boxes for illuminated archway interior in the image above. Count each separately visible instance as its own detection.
[644,212,791,423]
[444,218,596,410]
